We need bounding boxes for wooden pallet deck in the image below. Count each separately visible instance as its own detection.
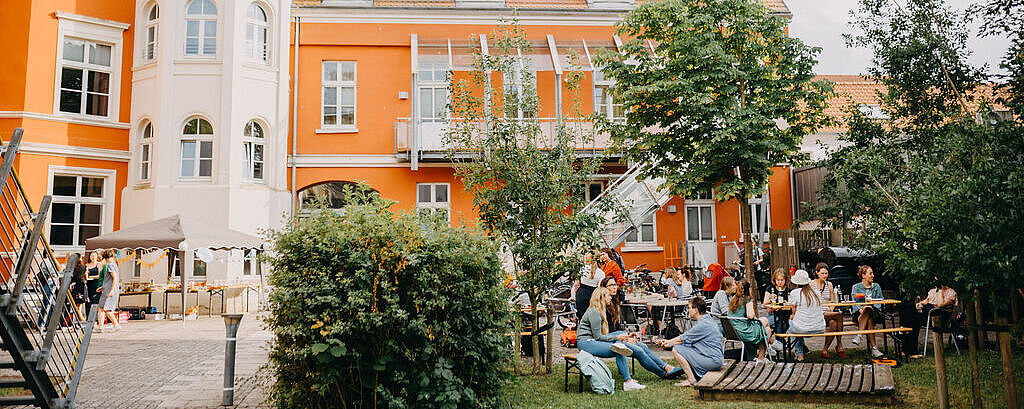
[695,360,896,404]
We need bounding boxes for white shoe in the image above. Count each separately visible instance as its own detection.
[674,381,691,387]
[871,347,884,358]
[623,379,646,391]
[851,335,863,346]
[770,340,784,352]
[611,342,633,357]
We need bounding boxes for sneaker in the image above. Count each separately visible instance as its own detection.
[623,379,646,391]
[851,335,863,346]
[871,347,884,358]
[770,340,784,352]
[611,343,633,357]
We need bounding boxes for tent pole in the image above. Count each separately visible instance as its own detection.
[179,250,187,327]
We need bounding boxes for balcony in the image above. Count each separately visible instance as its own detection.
[394,117,614,162]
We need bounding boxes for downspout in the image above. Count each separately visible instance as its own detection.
[290,16,300,221]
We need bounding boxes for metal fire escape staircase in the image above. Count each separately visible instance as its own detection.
[0,129,95,408]
[581,164,672,248]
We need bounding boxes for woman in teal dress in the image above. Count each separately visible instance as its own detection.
[726,281,782,361]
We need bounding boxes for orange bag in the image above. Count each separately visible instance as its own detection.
[560,330,577,348]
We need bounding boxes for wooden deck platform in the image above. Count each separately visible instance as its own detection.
[695,360,896,405]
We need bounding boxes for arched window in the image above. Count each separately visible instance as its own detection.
[184,0,217,56]
[180,117,213,178]
[298,181,377,211]
[139,121,153,180]
[144,4,159,61]
[246,3,269,63]
[242,120,265,181]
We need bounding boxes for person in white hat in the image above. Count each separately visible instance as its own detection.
[786,269,826,361]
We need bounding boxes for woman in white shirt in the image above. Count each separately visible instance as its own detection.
[574,250,605,320]
[787,269,826,361]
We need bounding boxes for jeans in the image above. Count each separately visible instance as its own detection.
[621,340,669,378]
[578,338,632,381]
[788,320,821,357]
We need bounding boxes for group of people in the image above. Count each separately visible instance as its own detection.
[67,250,122,332]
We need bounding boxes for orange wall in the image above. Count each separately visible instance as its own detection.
[14,153,128,232]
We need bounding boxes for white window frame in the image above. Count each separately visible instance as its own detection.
[179,117,214,180]
[502,57,535,119]
[245,3,270,64]
[748,194,770,242]
[416,183,451,223]
[624,213,657,247]
[582,181,605,203]
[144,3,159,61]
[139,120,153,181]
[593,69,625,123]
[53,13,128,122]
[184,0,218,58]
[418,62,448,123]
[321,61,357,131]
[242,120,266,182]
[45,166,116,253]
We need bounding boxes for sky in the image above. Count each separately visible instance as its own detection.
[785,0,1012,75]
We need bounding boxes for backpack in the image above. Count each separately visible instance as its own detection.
[661,319,682,340]
[560,330,577,348]
[577,350,615,395]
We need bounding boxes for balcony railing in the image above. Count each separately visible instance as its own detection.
[394,117,614,160]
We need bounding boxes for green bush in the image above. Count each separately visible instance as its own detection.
[265,193,513,409]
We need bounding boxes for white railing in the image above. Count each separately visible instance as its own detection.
[394,117,613,155]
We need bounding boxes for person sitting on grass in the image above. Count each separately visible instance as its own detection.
[850,265,885,358]
[811,262,847,358]
[657,297,723,388]
[726,281,783,362]
[786,269,825,361]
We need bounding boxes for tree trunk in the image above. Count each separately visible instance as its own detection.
[545,305,554,373]
[997,317,1017,409]
[738,195,759,312]
[529,292,541,374]
[932,314,950,409]
[975,292,986,348]
[966,299,983,409]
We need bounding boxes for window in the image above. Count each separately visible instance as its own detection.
[593,69,625,122]
[133,259,142,277]
[144,4,159,61]
[185,0,217,56]
[625,214,655,244]
[58,38,112,117]
[297,181,374,212]
[857,104,888,120]
[193,258,207,277]
[243,250,256,275]
[686,205,714,241]
[322,61,356,128]
[180,117,213,178]
[246,3,269,63]
[578,181,604,203]
[419,62,448,122]
[416,183,450,222]
[242,120,265,181]
[49,175,104,247]
[502,58,535,119]
[139,121,153,180]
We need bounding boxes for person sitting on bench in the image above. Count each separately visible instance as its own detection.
[657,297,723,388]
[812,262,847,358]
[787,269,826,361]
[578,287,681,391]
[726,281,783,361]
[762,268,792,335]
[904,278,957,353]
[850,265,885,358]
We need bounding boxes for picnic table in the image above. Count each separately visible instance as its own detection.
[625,294,691,338]
[771,299,908,362]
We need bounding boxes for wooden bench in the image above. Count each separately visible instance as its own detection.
[695,360,896,404]
[562,352,637,393]
[775,327,911,362]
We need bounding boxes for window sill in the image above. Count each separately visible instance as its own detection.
[134,181,152,189]
[316,127,358,134]
[620,245,663,253]
[133,61,158,71]
[174,57,222,64]
[177,177,213,183]
[50,112,126,128]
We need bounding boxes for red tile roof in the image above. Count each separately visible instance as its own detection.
[816,75,885,132]
[506,0,587,8]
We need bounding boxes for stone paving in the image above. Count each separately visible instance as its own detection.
[69,315,273,408]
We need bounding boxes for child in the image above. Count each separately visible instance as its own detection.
[761,268,791,335]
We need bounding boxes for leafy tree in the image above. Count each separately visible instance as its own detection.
[810,0,1024,406]
[446,22,613,374]
[595,0,831,300]
[265,187,514,408]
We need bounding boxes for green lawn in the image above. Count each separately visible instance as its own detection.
[503,349,1024,408]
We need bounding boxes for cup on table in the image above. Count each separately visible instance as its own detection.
[854,293,866,303]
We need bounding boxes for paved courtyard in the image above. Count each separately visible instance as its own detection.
[72,316,273,408]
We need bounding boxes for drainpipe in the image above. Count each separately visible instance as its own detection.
[290,17,300,221]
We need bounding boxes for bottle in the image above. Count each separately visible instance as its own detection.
[835,285,842,303]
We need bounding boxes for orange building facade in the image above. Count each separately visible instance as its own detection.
[2,0,810,273]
